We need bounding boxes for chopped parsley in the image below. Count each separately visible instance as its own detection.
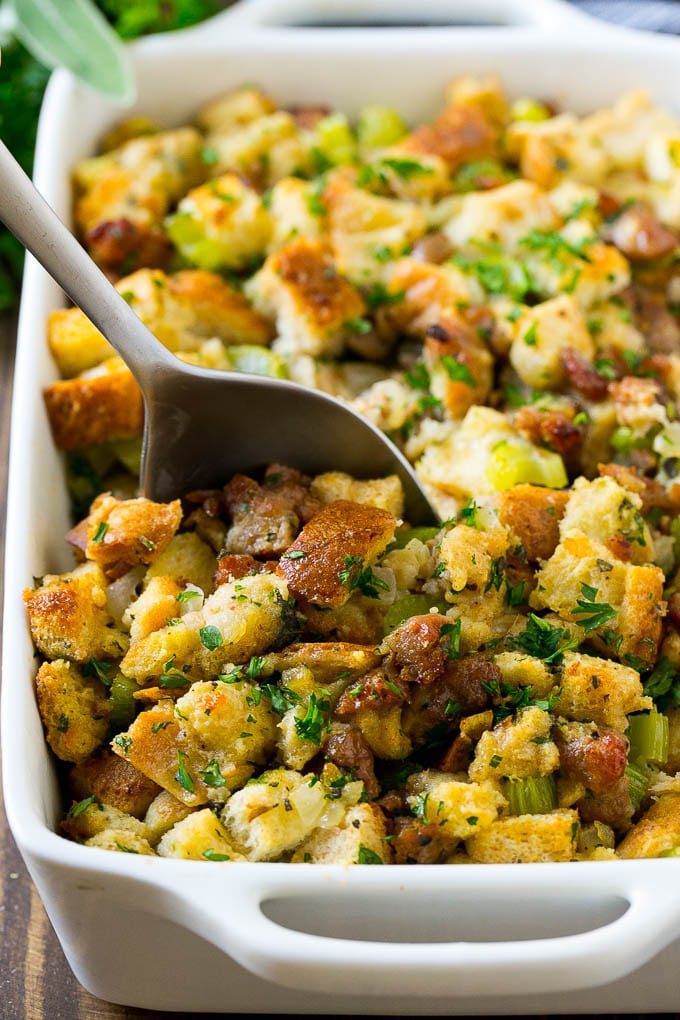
[571,583,617,634]
[175,750,194,794]
[338,555,389,598]
[176,589,202,603]
[199,625,223,650]
[198,759,226,788]
[510,613,579,664]
[68,795,96,818]
[294,691,331,744]
[202,849,230,862]
[440,619,462,660]
[441,354,475,386]
[91,521,109,544]
[357,844,384,864]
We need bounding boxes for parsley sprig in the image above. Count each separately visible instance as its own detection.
[338,555,389,599]
[571,583,618,634]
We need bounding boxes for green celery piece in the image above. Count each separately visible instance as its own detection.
[383,594,449,635]
[12,0,135,104]
[108,673,138,731]
[627,708,669,766]
[624,762,649,811]
[225,345,289,379]
[389,526,442,550]
[506,775,557,815]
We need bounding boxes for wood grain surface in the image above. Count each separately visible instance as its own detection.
[0,312,675,1020]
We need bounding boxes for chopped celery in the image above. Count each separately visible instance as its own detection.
[165,211,205,247]
[627,708,669,766]
[610,426,651,455]
[108,673,138,732]
[224,345,289,379]
[389,526,441,550]
[506,774,557,815]
[383,594,449,634]
[314,113,357,166]
[111,437,142,476]
[485,440,567,491]
[165,214,227,270]
[357,105,407,148]
[510,97,551,123]
[625,762,649,811]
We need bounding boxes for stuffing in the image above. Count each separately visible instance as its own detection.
[441,180,559,254]
[83,493,182,580]
[555,651,652,730]
[310,471,404,518]
[509,295,594,390]
[157,808,247,861]
[144,531,217,596]
[61,799,149,842]
[24,562,128,662]
[466,810,579,863]
[276,499,396,608]
[35,659,110,763]
[247,238,366,358]
[617,794,680,858]
[291,803,390,864]
[120,572,290,682]
[85,830,156,855]
[204,111,311,187]
[266,176,325,252]
[165,174,272,271]
[123,575,182,643]
[406,771,507,846]
[494,651,555,699]
[68,748,160,818]
[43,362,144,450]
[559,475,654,565]
[498,484,569,562]
[438,516,509,596]
[196,86,277,134]
[469,707,559,782]
[143,790,196,845]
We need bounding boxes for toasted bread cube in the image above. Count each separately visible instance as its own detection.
[145,532,217,596]
[617,794,680,858]
[24,562,128,662]
[494,651,555,699]
[247,238,366,358]
[560,476,653,564]
[123,576,183,643]
[302,599,387,646]
[143,790,196,845]
[69,748,160,817]
[276,499,396,608]
[310,472,404,518]
[406,771,507,846]
[206,111,310,187]
[196,87,277,134]
[84,493,182,581]
[439,517,509,595]
[322,178,427,285]
[165,269,273,347]
[555,651,652,730]
[509,295,594,390]
[352,704,411,760]
[498,485,569,562]
[74,127,205,236]
[62,799,149,841]
[291,804,391,864]
[466,810,579,863]
[167,174,272,272]
[401,101,498,170]
[43,364,143,450]
[469,707,559,782]
[221,768,329,861]
[442,180,558,254]
[35,659,109,764]
[267,176,325,252]
[85,829,155,855]
[120,572,289,682]
[262,642,381,684]
[47,307,116,378]
[157,808,246,861]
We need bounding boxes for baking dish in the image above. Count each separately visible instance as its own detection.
[5,0,680,1011]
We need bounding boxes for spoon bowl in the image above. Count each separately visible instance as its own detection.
[0,140,437,523]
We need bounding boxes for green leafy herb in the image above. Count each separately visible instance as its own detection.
[83,658,114,686]
[176,589,201,603]
[202,848,230,862]
[198,759,226,788]
[379,156,434,179]
[199,625,223,650]
[440,619,462,660]
[261,683,300,715]
[510,613,579,664]
[294,691,331,744]
[91,521,109,544]
[345,316,372,334]
[338,555,389,598]
[281,550,306,560]
[357,844,384,864]
[68,795,96,818]
[440,354,475,386]
[175,750,194,793]
[571,583,618,634]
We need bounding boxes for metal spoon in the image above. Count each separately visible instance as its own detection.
[0,140,437,524]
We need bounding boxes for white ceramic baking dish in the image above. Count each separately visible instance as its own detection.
[5,0,680,1012]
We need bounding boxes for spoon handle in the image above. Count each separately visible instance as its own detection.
[0,139,176,386]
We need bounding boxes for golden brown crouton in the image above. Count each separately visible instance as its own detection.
[145,531,217,596]
[469,707,559,782]
[310,472,404,518]
[261,642,381,684]
[157,808,246,861]
[85,830,156,855]
[400,103,498,170]
[618,563,666,666]
[166,269,273,347]
[24,562,128,662]
[43,365,144,450]
[47,307,116,378]
[498,484,570,562]
[69,748,160,817]
[617,794,680,858]
[143,790,195,845]
[123,576,183,644]
[35,659,109,764]
[84,493,182,581]
[276,499,397,608]
[466,810,579,863]
[291,803,390,864]
[555,651,652,730]
[247,238,366,358]
[62,800,149,842]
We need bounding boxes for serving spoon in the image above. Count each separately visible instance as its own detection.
[0,140,437,524]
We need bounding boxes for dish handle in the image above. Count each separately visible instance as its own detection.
[176,0,604,35]
[139,863,680,998]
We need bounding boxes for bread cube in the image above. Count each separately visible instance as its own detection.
[157,808,246,861]
[469,707,559,782]
[69,748,160,817]
[35,659,110,764]
[310,471,404,518]
[84,493,182,581]
[291,804,390,864]
[43,364,143,450]
[509,295,594,389]
[617,794,680,858]
[466,810,579,863]
[555,651,652,730]
[406,771,507,846]
[143,790,196,845]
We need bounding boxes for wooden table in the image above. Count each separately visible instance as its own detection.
[0,311,672,1020]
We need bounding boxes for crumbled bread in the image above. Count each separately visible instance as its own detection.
[617,794,680,858]
[509,295,594,390]
[266,176,325,252]
[85,829,156,855]
[62,799,148,842]
[498,485,569,562]
[247,238,366,358]
[84,493,182,581]
[291,804,390,864]
[123,576,182,643]
[205,111,310,187]
[24,562,128,662]
[559,475,653,564]
[469,707,559,782]
[466,810,579,863]
[143,790,196,846]
[120,573,290,682]
[439,517,509,595]
[145,531,217,597]
[277,500,396,608]
[35,659,109,764]
[311,472,404,518]
[555,651,652,730]
[157,807,246,861]
[406,771,507,846]
[43,364,144,449]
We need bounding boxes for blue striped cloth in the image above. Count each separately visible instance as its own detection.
[570,0,680,33]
